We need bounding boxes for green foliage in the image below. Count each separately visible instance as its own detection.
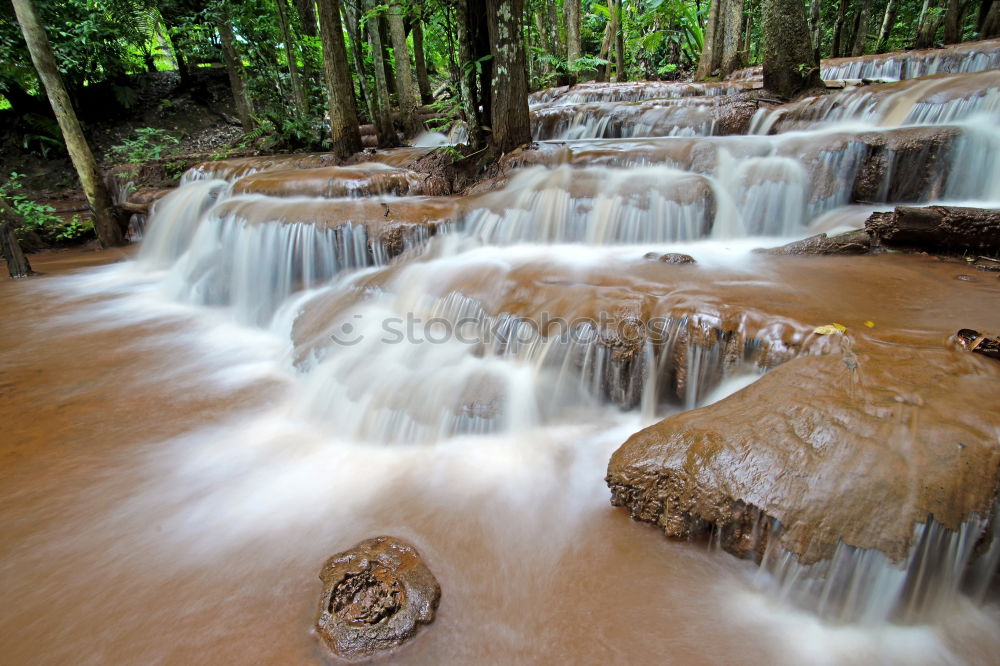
[107,127,180,163]
[0,173,94,246]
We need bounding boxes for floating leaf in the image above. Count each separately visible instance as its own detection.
[864,321,875,328]
[814,323,847,335]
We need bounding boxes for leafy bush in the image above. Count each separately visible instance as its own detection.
[107,127,180,163]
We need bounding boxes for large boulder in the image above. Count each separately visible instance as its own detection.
[606,345,1000,565]
[316,536,441,661]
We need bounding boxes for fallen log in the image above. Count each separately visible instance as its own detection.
[759,229,872,255]
[0,197,34,279]
[866,205,1000,254]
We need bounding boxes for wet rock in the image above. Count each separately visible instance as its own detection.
[316,536,440,661]
[853,127,959,203]
[606,347,1000,565]
[758,229,871,255]
[644,252,697,264]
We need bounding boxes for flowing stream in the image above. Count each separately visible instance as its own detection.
[3,43,1000,665]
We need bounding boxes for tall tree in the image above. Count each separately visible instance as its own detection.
[10,0,124,248]
[696,0,722,79]
[317,0,363,156]
[851,0,874,56]
[456,0,486,149]
[365,0,397,146]
[809,0,822,54]
[831,0,850,57]
[565,0,581,82]
[218,19,255,130]
[275,0,308,116]
[982,1,1000,37]
[613,0,626,81]
[943,0,963,43]
[412,16,434,104]
[486,0,530,152]
[915,0,946,48]
[720,0,745,76]
[876,0,899,51]
[388,1,421,135]
[762,0,822,98]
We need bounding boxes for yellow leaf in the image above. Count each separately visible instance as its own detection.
[814,324,845,335]
[864,320,875,328]
[831,322,847,332]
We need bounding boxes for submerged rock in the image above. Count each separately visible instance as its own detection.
[316,536,440,661]
[606,346,1000,565]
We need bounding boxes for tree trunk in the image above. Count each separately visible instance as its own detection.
[597,14,614,82]
[388,1,421,136]
[565,0,581,82]
[720,0,745,77]
[866,205,1000,254]
[943,0,963,43]
[218,21,255,131]
[365,1,397,147]
[876,0,899,51]
[534,11,554,79]
[276,0,309,116]
[762,0,822,99]
[412,19,434,104]
[317,0,362,157]
[470,0,492,128]
[296,0,319,36]
[343,0,376,124]
[377,16,397,96]
[982,1,1000,37]
[696,0,722,79]
[831,0,850,57]
[486,0,530,152]
[456,0,486,149]
[0,198,33,279]
[809,0,822,54]
[915,0,946,48]
[10,0,123,248]
[614,0,626,81]
[851,0,873,56]
[546,0,563,67]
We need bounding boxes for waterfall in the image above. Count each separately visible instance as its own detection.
[121,43,1000,635]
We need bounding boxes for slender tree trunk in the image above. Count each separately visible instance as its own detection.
[565,0,581,82]
[218,21,255,130]
[982,1,1000,37]
[851,0,873,56]
[470,0,492,128]
[762,0,822,98]
[943,0,963,43]
[546,0,563,67]
[11,0,123,248]
[1,198,33,279]
[876,0,899,51]
[296,0,319,36]
[809,0,822,53]
[614,0,626,81]
[377,16,397,96]
[317,0,362,157]
[831,0,849,57]
[486,0,530,152]
[443,4,461,88]
[388,1,421,135]
[696,0,722,79]
[720,0,745,76]
[534,11,554,79]
[412,19,434,104]
[456,0,486,148]
[744,0,756,58]
[597,15,614,81]
[365,0,397,146]
[342,0,375,124]
[915,0,945,48]
[276,0,309,116]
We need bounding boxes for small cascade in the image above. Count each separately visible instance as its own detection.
[532,99,717,140]
[528,80,755,107]
[749,70,1000,133]
[822,39,1000,81]
[753,505,1000,624]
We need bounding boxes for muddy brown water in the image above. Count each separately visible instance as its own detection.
[2,249,999,665]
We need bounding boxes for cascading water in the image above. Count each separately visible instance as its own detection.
[6,41,1000,665]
